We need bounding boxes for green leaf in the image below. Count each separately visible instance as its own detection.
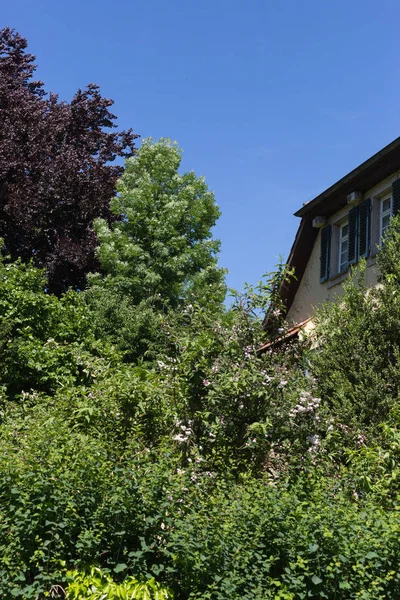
[339,581,351,590]
[114,563,128,573]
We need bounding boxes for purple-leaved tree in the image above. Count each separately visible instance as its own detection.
[0,27,139,293]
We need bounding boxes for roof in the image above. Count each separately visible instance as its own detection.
[295,136,400,219]
[258,317,312,352]
[277,136,400,319]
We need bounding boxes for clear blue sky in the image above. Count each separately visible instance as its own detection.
[3,0,400,293]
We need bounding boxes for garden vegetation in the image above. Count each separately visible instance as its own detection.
[2,27,400,600]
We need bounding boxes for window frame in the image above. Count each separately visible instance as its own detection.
[380,194,392,243]
[338,220,349,273]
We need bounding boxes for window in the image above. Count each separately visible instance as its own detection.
[338,221,349,272]
[320,198,370,283]
[320,179,400,285]
[348,199,371,264]
[380,195,392,241]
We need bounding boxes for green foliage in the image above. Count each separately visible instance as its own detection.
[161,473,400,599]
[91,137,224,306]
[310,215,400,440]
[5,172,400,598]
[0,253,113,399]
[66,567,173,599]
[86,138,226,359]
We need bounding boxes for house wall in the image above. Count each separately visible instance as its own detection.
[286,170,400,325]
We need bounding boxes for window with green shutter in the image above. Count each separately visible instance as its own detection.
[380,180,400,243]
[320,225,331,283]
[358,198,371,259]
[348,206,358,264]
[392,179,400,216]
[339,221,349,272]
[348,200,371,265]
[320,199,371,284]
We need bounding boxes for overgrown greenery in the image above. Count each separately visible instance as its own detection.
[2,140,400,598]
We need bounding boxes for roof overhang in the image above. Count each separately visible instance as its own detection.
[295,136,400,219]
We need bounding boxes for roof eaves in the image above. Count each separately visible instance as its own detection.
[294,136,400,219]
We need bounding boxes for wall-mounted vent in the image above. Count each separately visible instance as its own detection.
[347,191,362,204]
[312,215,326,228]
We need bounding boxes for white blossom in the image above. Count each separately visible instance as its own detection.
[289,392,320,418]
[307,434,321,453]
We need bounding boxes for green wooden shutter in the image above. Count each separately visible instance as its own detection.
[320,225,331,282]
[358,198,371,259]
[392,179,400,216]
[348,206,358,264]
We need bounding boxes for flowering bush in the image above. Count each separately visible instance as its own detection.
[2,223,400,598]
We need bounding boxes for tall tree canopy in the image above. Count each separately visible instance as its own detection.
[87,138,226,358]
[0,27,138,293]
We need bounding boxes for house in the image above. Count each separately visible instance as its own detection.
[277,137,400,329]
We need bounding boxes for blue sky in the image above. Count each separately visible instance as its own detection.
[3,0,400,293]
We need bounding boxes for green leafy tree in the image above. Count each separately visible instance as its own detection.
[309,215,400,439]
[0,254,94,399]
[87,138,226,358]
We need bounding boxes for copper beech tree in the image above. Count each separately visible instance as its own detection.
[0,28,138,293]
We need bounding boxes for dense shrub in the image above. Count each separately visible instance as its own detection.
[3,177,400,598]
